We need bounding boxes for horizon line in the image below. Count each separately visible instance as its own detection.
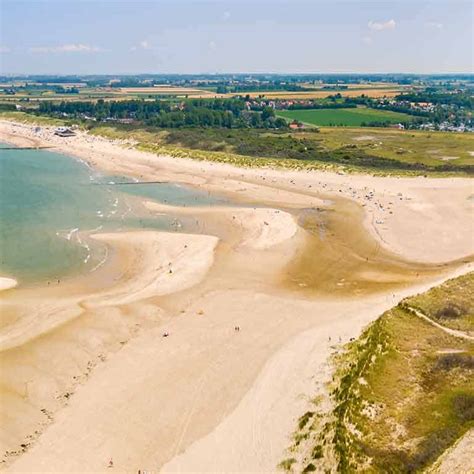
[1,71,473,77]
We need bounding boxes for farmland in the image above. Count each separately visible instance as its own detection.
[0,86,218,103]
[0,78,411,103]
[230,88,406,99]
[276,107,413,126]
[0,86,406,103]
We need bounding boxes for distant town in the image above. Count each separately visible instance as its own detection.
[0,73,472,132]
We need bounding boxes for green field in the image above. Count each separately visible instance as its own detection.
[277,107,413,126]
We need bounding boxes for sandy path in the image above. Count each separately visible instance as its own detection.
[430,428,474,474]
[406,306,474,341]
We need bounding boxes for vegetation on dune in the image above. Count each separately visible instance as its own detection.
[281,272,474,473]
[405,272,474,334]
[1,110,473,176]
[316,127,474,168]
[87,123,474,176]
[0,111,67,126]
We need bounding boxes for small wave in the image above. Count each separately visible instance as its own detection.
[89,224,103,233]
[106,197,120,217]
[120,202,132,220]
[75,234,91,264]
[89,246,108,273]
[65,228,79,241]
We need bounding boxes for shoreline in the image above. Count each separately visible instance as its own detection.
[0,278,17,293]
[1,120,473,265]
[0,119,473,472]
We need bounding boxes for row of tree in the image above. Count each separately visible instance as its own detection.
[37,99,288,129]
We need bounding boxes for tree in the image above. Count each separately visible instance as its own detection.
[262,107,275,121]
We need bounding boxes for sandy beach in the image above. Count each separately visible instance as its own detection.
[0,120,473,472]
[0,279,17,293]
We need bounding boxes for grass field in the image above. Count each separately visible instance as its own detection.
[276,107,413,126]
[283,272,474,473]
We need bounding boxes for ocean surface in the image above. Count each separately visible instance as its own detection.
[0,144,226,285]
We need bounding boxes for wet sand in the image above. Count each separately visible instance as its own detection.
[0,120,473,472]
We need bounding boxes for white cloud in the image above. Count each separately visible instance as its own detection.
[223,11,231,21]
[29,43,102,54]
[209,41,217,50]
[0,46,11,53]
[368,19,396,31]
[426,22,443,30]
[130,40,152,51]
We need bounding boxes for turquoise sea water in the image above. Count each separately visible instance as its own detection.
[0,144,225,284]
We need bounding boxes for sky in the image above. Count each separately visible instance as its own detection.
[0,0,472,75]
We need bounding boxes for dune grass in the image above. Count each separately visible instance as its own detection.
[315,127,474,168]
[0,111,67,127]
[405,272,473,334]
[89,123,473,176]
[283,272,474,473]
[1,111,473,176]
